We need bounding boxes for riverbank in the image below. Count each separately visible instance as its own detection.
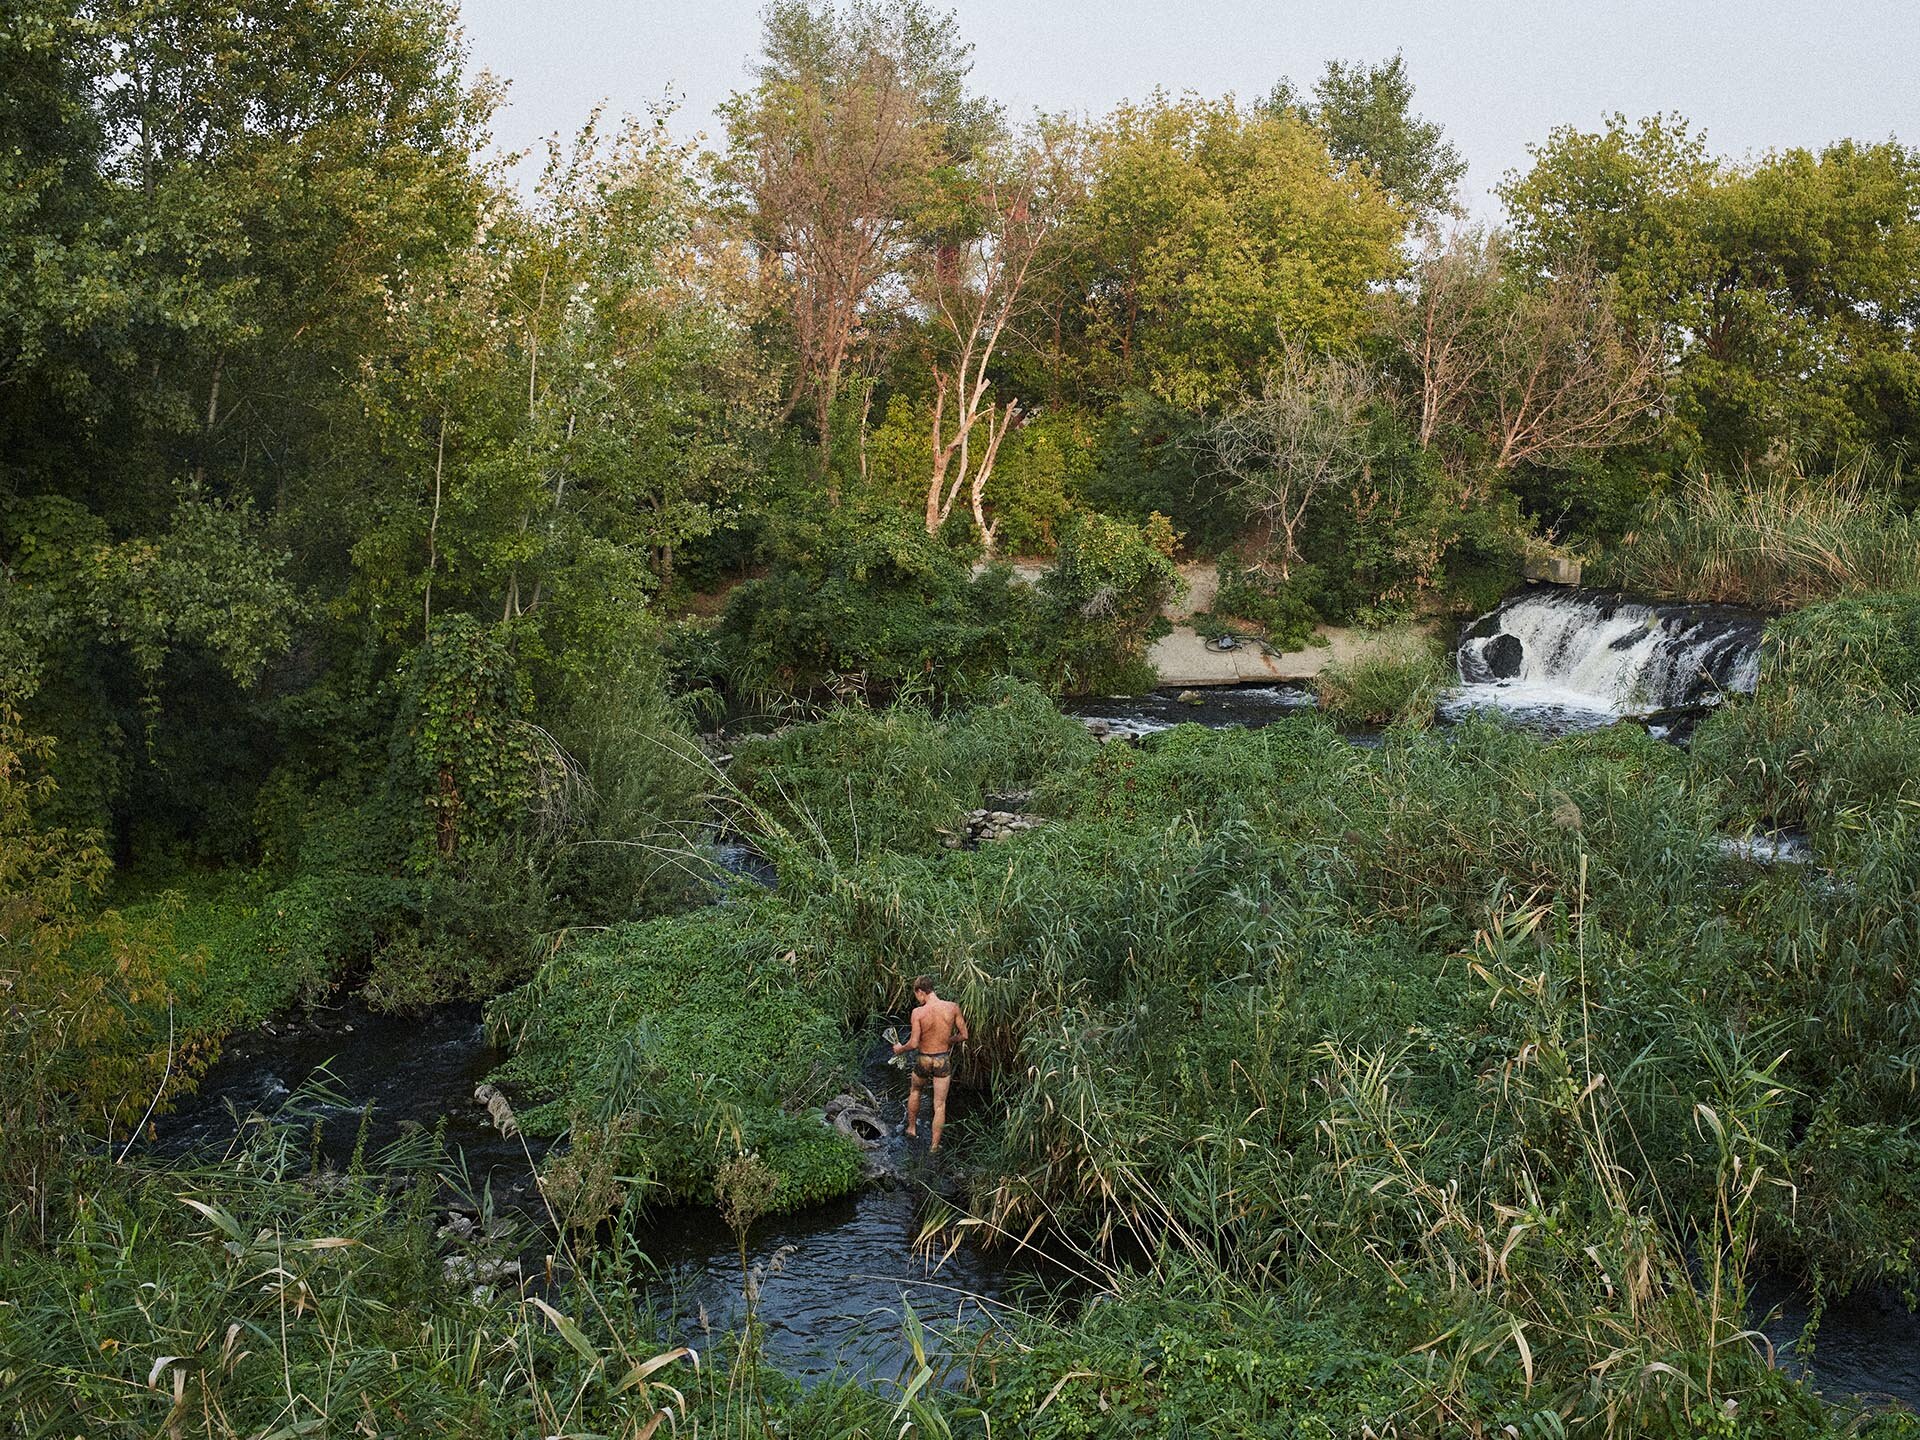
[19,591,1920,1438]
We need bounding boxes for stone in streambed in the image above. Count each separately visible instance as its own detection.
[1483,633,1524,680]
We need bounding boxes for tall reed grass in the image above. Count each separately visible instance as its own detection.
[1604,465,1920,608]
[1313,628,1449,728]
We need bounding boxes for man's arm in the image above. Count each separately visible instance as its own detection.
[893,1007,922,1055]
[955,1005,969,1043]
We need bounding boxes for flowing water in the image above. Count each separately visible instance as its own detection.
[1071,587,1768,742]
[157,1014,1063,1381]
[1068,682,1317,738]
[1447,585,1765,733]
[155,1000,1920,1406]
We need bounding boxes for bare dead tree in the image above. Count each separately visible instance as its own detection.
[921,147,1062,550]
[1481,254,1664,474]
[1384,234,1663,498]
[1382,227,1504,449]
[1211,343,1389,579]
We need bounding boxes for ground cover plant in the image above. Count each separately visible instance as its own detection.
[465,673,1920,1436]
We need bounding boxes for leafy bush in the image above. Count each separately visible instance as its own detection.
[1205,559,1323,651]
[388,615,551,867]
[139,868,416,1032]
[1037,510,1182,694]
[1082,390,1244,553]
[855,400,1095,556]
[984,408,1099,555]
[1,713,189,1185]
[703,505,1040,701]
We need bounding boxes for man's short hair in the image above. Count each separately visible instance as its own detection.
[912,974,938,995]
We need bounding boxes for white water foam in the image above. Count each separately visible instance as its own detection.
[1451,589,1763,728]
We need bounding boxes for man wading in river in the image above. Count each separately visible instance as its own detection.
[892,975,968,1152]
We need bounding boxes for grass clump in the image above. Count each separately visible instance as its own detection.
[1604,466,1920,607]
[486,902,865,1222]
[1694,591,1920,831]
[730,679,1094,863]
[1312,626,1448,726]
[0,1103,913,1439]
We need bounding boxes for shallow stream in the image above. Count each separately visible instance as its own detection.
[157,1008,1064,1382]
[156,999,1920,1405]
[153,586,1917,1407]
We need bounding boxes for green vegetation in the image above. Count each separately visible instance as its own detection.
[1603,469,1920,608]
[469,674,1920,1434]
[488,906,866,1219]
[8,0,1920,1434]
[1312,627,1448,726]
[729,680,1093,861]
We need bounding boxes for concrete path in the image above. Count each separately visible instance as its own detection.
[1149,624,1436,686]
[984,555,1438,688]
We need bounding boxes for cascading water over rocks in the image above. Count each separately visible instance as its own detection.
[1450,587,1765,728]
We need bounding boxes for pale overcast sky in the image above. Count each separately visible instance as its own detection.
[456,0,1920,217]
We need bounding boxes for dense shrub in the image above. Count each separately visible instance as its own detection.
[1082,391,1244,553]
[1202,559,1323,651]
[857,400,1096,556]
[702,505,1040,701]
[1037,510,1182,694]
[1693,591,1920,830]
[136,868,416,1031]
[388,615,552,866]
[730,679,1093,863]
[487,904,865,1218]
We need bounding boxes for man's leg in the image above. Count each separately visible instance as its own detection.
[905,1073,923,1138]
[930,1075,951,1151]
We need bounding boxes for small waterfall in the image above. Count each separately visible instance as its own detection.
[1451,587,1764,727]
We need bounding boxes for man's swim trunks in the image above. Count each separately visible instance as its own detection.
[914,1049,953,1079]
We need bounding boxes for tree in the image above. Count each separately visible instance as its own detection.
[1382,233,1662,489]
[918,136,1067,549]
[1477,255,1664,477]
[1210,343,1389,578]
[716,0,990,487]
[1269,54,1466,222]
[1049,95,1405,409]
[1501,116,1920,467]
[1,0,494,845]
[350,114,772,655]
[1499,112,1718,332]
[1381,227,1504,449]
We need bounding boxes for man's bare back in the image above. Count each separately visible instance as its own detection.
[911,996,962,1057]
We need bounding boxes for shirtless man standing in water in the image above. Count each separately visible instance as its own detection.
[892,975,968,1151]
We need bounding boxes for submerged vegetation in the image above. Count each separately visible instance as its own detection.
[7,0,1920,1433]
